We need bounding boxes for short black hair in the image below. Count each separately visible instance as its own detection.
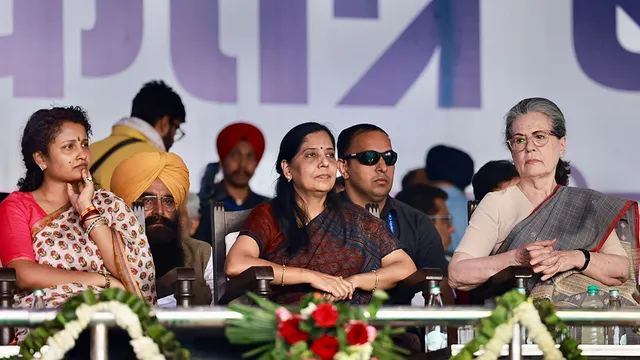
[335,176,345,187]
[131,80,186,126]
[472,160,519,201]
[425,145,474,190]
[395,184,448,216]
[337,124,388,159]
[401,169,426,189]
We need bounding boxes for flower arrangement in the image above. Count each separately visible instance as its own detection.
[225,290,409,360]
[4,288,189,360]
[452,290,584,360]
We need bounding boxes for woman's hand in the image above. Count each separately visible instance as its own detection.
[109,277,126,290]
[67,169,95,214]
[307,271,355,300]
[528,241,581,281]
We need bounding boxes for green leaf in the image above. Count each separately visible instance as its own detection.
[246,292,280,312]
[80,290,98,305]
[241,343,275,359]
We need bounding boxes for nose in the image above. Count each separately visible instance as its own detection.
[449,225,456,235]
[151,199,170,218]
[524,137,537,152]
[375,157,387,172]
[319,155,329,167]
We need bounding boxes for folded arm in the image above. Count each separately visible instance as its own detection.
[7,259,108,292]
[225,235,354,299]
[348,249,417,291]
[448,250,521,291]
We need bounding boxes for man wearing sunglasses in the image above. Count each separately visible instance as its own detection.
[336,124,449,281]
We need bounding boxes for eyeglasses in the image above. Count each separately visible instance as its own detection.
[428,214,453,225]
[343,150,398,166]
[507,130,560,152]
[138,195,176,212]
[174,127,185,142]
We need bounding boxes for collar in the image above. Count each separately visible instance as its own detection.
[114,117,166,151]
[339,191,397,218]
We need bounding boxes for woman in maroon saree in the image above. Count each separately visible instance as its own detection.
[225,122,416,305]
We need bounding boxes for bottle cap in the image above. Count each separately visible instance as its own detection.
[610,289,620,296]
[430,286,441,293]
[587,285,599,294]
[33,289,44,296]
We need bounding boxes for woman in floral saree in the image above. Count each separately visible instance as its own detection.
[449,98,639,307]
[0,107,156,340]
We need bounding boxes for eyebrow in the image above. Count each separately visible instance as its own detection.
[512,130,549,136]
[302,147,335,152]
[60,138,89,144]
[140,192,173,198]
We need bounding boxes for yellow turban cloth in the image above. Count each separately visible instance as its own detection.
[110,152,190,208]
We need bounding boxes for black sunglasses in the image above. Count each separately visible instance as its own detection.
[343,150,398,166]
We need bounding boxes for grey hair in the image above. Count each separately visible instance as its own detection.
[185,192,200,220]
[504,97,567,142]
[503,97,571,186]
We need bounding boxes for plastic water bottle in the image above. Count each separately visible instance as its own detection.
[426,286,448,351]
[581,285,605,344]
[32,289,45,309]
[606,289,626,345]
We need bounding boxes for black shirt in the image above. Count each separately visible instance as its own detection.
[194,182,270,243]
[340,192,448,276]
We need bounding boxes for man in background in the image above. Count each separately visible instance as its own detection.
[472,160,520,201]
[195,122,270,243]
[426,145,474,253]
[395,184,455,261]
[90,80,186,189]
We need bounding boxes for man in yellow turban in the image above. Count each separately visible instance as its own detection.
[111,152,213,306]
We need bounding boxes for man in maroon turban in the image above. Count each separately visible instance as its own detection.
[194,122,270,243]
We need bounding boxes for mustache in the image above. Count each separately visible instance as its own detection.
[145,215,177,229]
[230,168,253,177]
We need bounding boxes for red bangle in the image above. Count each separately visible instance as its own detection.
[81,208,100,223]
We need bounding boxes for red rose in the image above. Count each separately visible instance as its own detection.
[278,316,309,345]
[310,335,340,360]
[346,322,369,345]
[312,303,339,328]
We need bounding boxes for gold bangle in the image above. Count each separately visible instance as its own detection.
[281,264,286,286]
[372,269,379,291]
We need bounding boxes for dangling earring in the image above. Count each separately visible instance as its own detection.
[286,176,292,182]
[39,164,46,171]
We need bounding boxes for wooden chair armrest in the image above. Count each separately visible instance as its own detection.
[219,266,274,305]
[157,267,196,307]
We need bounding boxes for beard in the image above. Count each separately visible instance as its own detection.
[162,133,174,150]
[146,214,185,278]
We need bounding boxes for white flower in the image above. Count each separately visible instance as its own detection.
[300,302,317,319]
[34,300,168,360]
[348,343,373,360]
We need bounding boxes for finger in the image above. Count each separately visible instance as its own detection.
[66,183,74,197]
[529,252,553,266]
[541,264,560,281]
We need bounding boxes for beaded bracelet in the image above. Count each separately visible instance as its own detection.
[85,216,108,235]
[98,270,111,289]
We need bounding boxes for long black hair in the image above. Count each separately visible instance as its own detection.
[272,122,342,256]
[17,106,92,192]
